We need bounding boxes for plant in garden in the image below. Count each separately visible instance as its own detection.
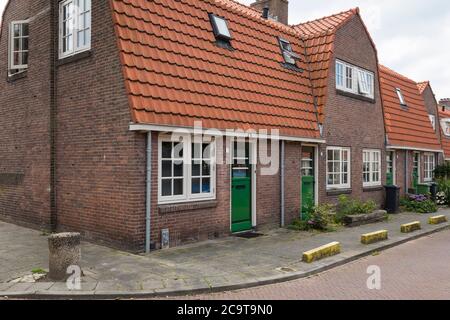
[436,178,450,206]
[401,194,437,213]
[290,204,335,231]
[335,195,377,223]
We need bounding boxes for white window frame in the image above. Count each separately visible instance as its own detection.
[158,134,216,204]
[326,147,351,190]
[59,0,91,59]
[413,152,421,182]
[8,20,29,71]
[336,60,374,99]
[424,153,435,182]
[386,150,396,185]
[396,88,406,106]
[363,149,382,187]
[429,114,436,131]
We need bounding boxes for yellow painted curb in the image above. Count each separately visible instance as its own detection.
[401,221,421,233]
[361,230,388,244]
[429,215,448,225]
[302,242,341,263]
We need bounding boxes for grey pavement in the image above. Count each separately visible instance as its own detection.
[0,209,449,298]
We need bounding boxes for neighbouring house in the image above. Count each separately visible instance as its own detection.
[417,81,444,163]
[0,0,444,252]
[440,98,450,112]
[293,8,387,208]
[379,65,443,196]
[437,104,450,163]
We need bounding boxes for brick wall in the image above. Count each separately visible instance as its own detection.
[318,15,386,207]
[0,0,52,230]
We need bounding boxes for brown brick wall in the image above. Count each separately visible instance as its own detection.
[0,0,52,230]
[318,15,386,207]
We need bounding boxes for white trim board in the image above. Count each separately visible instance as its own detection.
[129,123,326,144]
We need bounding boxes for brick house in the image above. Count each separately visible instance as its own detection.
[379,65,442,196]
[0,0,440,252]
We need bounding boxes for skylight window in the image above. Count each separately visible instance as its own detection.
[278,38,300,66]
[209,14,232,41]
[396,88,406,106]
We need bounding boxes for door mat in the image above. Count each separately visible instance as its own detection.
[234,232,264,239]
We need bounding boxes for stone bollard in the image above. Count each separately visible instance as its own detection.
[48,232,81,281]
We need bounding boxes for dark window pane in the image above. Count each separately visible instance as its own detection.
[22,38,28,51]
[14,52,20,65]
[174,163,183,177]
[22,24,29,36]
[192,163,200,176]
[162,142,172,158]
[202,178,211,193]
[174,142,183,158]
[202,161,210,176]
[191,178,200,194]
[173,179,183,195]
[14,38,20,51]
[162,160,172,177]
[161,179,171,196]
[14,24,20,37]
[22,52,28,65]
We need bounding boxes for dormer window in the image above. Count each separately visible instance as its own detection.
[209,14,232,40]
[278,38,300,66]
[336,60,374,99]
[396,88,406,106]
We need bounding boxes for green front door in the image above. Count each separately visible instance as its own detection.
[301,147,315,221]
[386,151,394,186]
[413,152,420,193]
[231,142,252,233]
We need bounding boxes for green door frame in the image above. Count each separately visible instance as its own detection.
[230,140,256,233]
[301,144,318,221]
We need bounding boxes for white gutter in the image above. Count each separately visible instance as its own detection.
[129,123,326,144]
[145,131,152,253]
[387,145,444,153]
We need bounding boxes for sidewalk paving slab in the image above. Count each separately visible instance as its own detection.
[0,209,449,298]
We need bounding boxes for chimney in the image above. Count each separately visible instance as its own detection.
[250,0,289,25]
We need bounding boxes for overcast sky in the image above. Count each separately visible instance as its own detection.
[1,0,449,99]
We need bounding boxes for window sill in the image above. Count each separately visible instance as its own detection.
[7,70,27,82]
[326,188,352,196]
[57,50,92,67]
[336,89,375,103]
[363,186,384,192]
[158,200,218,214]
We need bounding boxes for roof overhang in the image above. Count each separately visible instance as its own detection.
[386,145,444,153]
[129,123,326,144]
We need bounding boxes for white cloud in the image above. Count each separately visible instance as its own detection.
[0,0,449,99]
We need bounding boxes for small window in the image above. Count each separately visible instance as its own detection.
[209,14,232,41]
[278,38,300,65]
[424,153,435,182]
[336,60,374,98]
[363,149,381,187]
[9,20,29,73]
[59,0,91,59]
[429,115,436,131]
[326,147,351,190]
[396,88,406,106]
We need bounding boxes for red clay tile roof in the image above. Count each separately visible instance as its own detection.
[438,109,450,159]
[110,0,321,139]
[379,65,442,151]
[293,8,373,123]
[416,81,430,95]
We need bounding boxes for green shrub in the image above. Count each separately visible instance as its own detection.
[437,178,450,206]
[401,194,438,213]
[435,163,450,179]
[290,204,334,231]
[335,195,377,223]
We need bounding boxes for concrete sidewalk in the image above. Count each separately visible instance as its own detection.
[1,209,449,298]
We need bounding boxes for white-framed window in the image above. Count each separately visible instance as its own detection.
[59,0,91,59]
[278,37,300,65]
[158,134,216,204]
[326,147,351,189]
[363,149,381,187]
[424,153,435,182]
[209,14,232,41]
[336,60,374,99]
[8,20,29,73]
[396,88,406,106]
[429,115,436,131]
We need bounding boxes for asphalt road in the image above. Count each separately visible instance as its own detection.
[185,228,450,300]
